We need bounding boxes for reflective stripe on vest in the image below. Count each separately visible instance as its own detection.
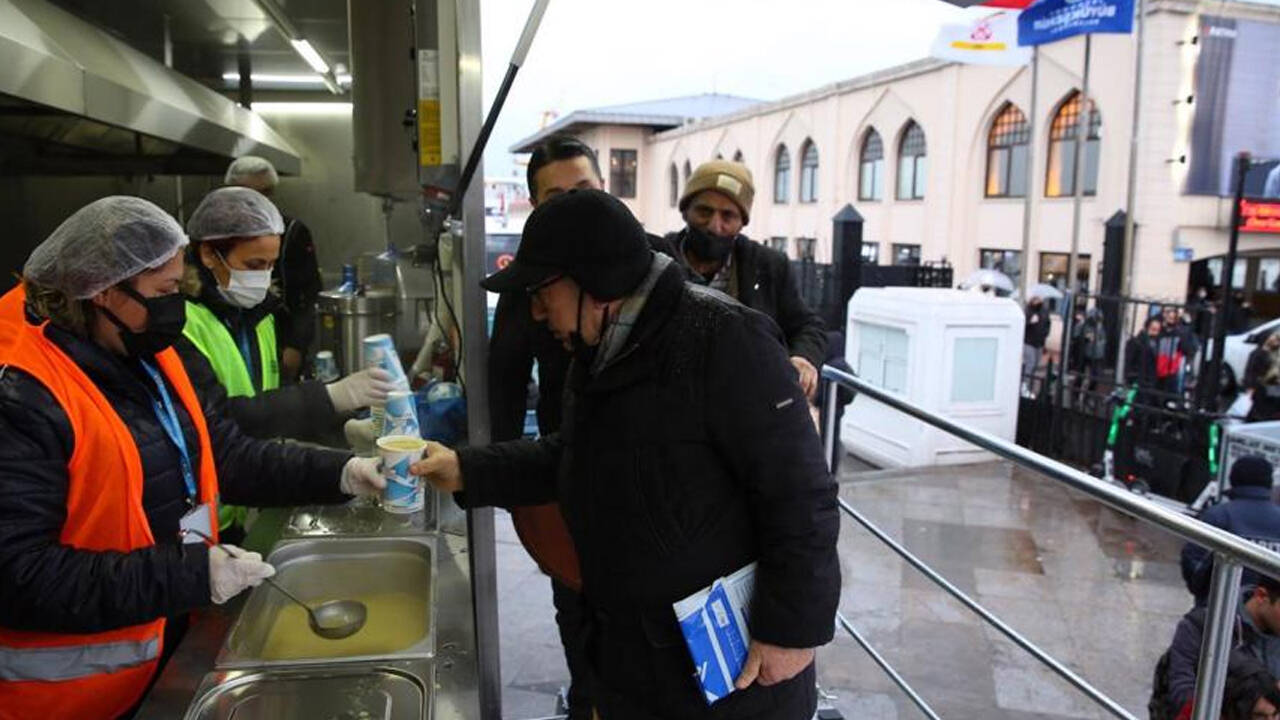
[0,286,220,720]
[182,300,280,398]
[0,636,159,682]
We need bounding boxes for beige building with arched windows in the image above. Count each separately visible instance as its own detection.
[511,0,1280,307]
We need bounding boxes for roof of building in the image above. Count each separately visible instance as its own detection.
[509,93,762,153]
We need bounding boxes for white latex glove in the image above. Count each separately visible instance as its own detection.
[340,456,387,496]
[326,367,396,413]
[208,544,275,605]
[343,417,378,455]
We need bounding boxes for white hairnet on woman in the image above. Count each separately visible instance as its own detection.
[23,196,187,299]
[186,187,284,242]
[224,155,279,191]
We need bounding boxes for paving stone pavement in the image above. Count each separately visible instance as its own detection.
[497,460,1191,719]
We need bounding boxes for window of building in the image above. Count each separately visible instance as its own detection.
[979,248,1022,292]
[897,121,927,200]
[609,149,637,198]
[892,243,921,266]
[861,242,880,264]
[1046,91,1102,198]
[856,322,909,394]
[1039,252,1092,292]
[795,237,816,261]
[774,145,791,204]
[859,129,885,201]
[986,104,1030,198]
[733,149,744,163]
[768,236,788,253]
[683,159,692,184]
[668,163,679,207]
[799,140,819,203]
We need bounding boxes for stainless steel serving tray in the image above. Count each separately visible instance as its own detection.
[183,659,433,720]
[217,536,435,668]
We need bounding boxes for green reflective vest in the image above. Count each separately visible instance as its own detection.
[182,300,280,530]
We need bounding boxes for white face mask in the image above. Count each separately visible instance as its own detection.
[215,250,272,309]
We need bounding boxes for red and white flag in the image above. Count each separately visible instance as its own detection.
[931,10,1032,66]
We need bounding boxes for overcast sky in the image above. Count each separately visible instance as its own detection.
[478,0,987,178]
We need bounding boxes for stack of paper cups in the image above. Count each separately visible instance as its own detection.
[382,390,421,438]
[363,333,411,434]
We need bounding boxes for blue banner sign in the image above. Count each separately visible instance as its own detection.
[1018,0,1134,46]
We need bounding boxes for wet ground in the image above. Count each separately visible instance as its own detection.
[496,459,1191,719]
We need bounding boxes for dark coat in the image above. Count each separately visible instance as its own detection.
[1125,333,1161,388]
[657,231,827,370]
[1024,304,1051,349]
[1181,487,1280,606]
[0,315,350,635]
[460,263,839,719]
[272,214,323,356]
[1164,603,1280,712]
[179,263,340,442]
[1244,347,1276,393]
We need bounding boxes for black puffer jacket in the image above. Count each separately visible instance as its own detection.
[657,230,827,370]
[0,314,350,634]
[459,263,840,719]
[179,262,340,441]
[272,214,323,357]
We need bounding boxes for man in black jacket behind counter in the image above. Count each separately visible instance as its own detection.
[422,190,840,719]
[659,160,827,398]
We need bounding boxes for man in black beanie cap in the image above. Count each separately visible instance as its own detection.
[415,189,840,719]
[1182,455,1280,605]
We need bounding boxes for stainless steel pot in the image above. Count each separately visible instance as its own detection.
[316,289,398,376]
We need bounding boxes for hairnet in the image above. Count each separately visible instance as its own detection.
[186,187,285,242]
[23,196,187,299]
[224,155,279,189]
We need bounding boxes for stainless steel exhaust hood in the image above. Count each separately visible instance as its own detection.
[0,0,301,175]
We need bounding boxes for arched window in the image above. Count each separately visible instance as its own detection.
[897,121,927,200]
[986,103,1031,198]
[733,149,744,163]
[799,140,819,203]
[683,160,692,184]
[668,163,679,207]
[773,145,791,204]
[858,129,884,201]
[1046,91,1102,197]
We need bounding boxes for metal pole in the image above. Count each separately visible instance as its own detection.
[1063,34,1092,381]
[1190,557,1244,720]
[823,380,839,473]
[1204,153,1250,407]
[1118,0,1147,315]
[840,499,1136,720]
[836,612,944,720]
[819,365,1280,577]
[1019,47,1040,298]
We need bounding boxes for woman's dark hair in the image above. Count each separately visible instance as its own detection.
[1222,649,1279,720]
[526,134,601,198]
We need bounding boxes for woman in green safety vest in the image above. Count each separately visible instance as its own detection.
[176,187,394,537]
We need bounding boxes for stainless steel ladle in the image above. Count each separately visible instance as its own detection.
[183,529,367,640]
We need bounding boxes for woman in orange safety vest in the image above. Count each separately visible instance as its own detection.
[0,197,387,720]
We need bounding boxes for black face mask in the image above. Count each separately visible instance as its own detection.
[102,284,187,358]
[684,224,736,266]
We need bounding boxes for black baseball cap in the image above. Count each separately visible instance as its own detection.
[481,189,652,302]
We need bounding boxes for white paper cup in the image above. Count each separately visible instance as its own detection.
[377,434,427,514]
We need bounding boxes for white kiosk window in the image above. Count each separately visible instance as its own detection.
[857,322,909,394]
[950,337,998,403]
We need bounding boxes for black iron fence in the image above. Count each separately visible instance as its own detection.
[791,259,954,330]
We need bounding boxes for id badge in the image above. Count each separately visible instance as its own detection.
[180,503,214,544]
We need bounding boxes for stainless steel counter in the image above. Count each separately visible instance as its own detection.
[134,528,479,720]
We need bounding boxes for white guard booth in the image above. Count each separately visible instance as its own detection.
[841,288,1025,467]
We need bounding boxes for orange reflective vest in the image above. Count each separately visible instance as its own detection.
[0,286,220,720]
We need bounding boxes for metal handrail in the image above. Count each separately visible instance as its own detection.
[819,365,1280,578]
[835,611,942,720]
[820,364,1274,720]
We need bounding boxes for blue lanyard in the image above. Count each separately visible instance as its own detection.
[139,360,198,500]
[234,323,258,391]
